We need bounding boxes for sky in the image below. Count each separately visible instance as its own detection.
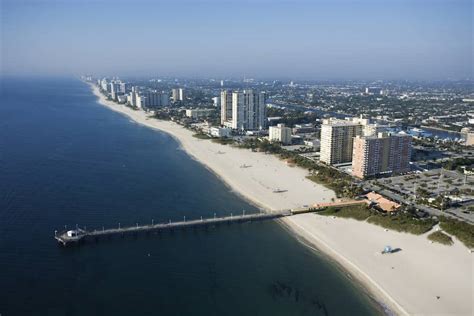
[1,0,472,80]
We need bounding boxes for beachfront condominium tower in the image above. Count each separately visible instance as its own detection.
[320,118,364,165]
[220,90,233,125]
[231,90,266,130]
[352,132,412,178]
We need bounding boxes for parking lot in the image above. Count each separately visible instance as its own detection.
[381,169,473,197]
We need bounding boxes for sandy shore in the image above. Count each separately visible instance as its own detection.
[89,83,472,316]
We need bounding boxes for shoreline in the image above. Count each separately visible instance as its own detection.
[86,82,472,316]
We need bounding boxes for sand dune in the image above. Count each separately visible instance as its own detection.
[90,84,473,316]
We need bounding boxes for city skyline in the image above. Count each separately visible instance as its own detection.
[2,0,472,80]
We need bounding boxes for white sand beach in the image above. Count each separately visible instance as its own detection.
[90,84,473,316]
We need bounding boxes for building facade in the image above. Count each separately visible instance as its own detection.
[210,127,231,138]
[230,90,266,130]
[220,90,233,125]
[172,88,185,102]
[320,118,364,165]
[352,132,412,178]
[461,127,474,146]
[185,109,214,119]
[269,123,292,145]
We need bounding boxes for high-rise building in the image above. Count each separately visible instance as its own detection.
[131,90,169,108]
[320,118,364,165]
[109,82,122,100]
[120,82,131,94]
[352,132,412,178]
[128,87,139,107]
[363,123,389,137]
[172,88,179,102]
[220,90,233,125]
[269,124,292,145]
[143,91,169,107]
[100,78,109,92]
[136,94,147,109]
[231,90,266,130]
[171,88,185,102]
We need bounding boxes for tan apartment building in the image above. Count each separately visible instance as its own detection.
[352,132,412,179]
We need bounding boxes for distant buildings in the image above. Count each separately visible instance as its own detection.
[363,123,390,137]
[365,87,383,95]
[269,123,292,145]
[212,96,220,108]
[98,78,131,101]
[220,90,266,131]
[292,123,316,134]
[129,88,169,108]
[461,127,474,146]
[116,95,128,104]
[352,132,412,178]
[144,91,169,107]
[172,88,185,102]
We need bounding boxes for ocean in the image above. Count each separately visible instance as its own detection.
[0,77,382,315]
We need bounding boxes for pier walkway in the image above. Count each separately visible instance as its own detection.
[55,210,292,246]
[54,200,367,246]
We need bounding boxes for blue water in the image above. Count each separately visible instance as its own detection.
[0,78,382,315]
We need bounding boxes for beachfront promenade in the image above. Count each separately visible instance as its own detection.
[55,201,366,246]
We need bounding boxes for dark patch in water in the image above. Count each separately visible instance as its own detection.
[268,280,330,315]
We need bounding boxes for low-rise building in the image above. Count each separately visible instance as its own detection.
[365,192,400,212]
[185,109,214,119]
[117,95,128,104]
[292,123,316,134]
[269,123,292,145]
[209,127,231,138]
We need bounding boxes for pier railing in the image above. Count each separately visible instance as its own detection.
[55,209,292,246]
[54,201,366,246]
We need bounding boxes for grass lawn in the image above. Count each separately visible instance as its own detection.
[192,133,210,139]
[439,217,474,249]
[367,213,436,235]
[317,205,371,221]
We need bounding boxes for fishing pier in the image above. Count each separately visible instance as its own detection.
[55,209,292,246]
[54,200,366,246]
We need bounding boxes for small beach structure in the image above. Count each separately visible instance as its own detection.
[382,245,393,254]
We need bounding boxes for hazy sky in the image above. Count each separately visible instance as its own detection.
[1,0,472,80]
